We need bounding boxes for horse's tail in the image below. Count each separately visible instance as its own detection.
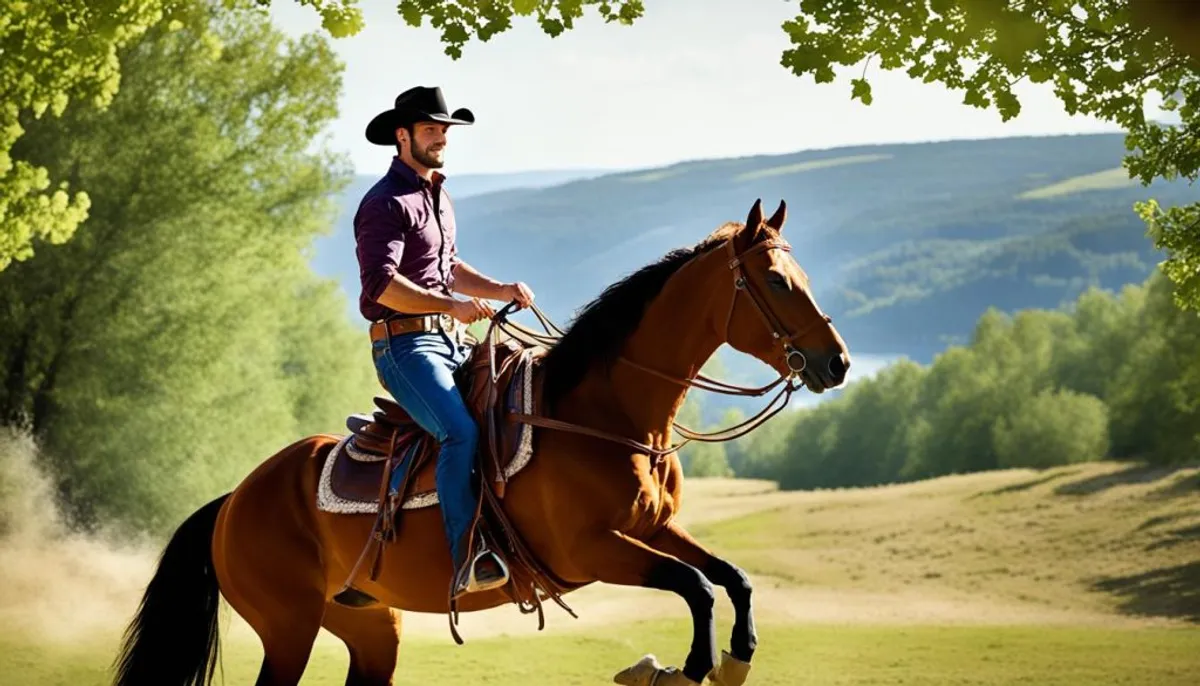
[112,493,230,686]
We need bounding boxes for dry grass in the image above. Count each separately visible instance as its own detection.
[733,154,892,182]
[2,444,1197,645]
[3,433,1198,684]
[689,462,1200,627]
[1017,167,1136,199]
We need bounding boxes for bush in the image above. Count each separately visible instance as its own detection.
[992,388,1109,468]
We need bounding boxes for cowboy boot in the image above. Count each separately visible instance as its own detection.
[613,655,702,686]
[706,650,752,686]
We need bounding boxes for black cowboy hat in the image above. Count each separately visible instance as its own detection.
[365,86,475,145]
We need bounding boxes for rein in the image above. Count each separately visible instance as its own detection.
[483,236,830,460]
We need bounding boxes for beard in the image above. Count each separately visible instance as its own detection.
[411,141,444,169]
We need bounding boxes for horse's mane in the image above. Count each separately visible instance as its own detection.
[540,223,741,409]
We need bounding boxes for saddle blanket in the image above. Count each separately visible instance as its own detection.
[315,346,537,514]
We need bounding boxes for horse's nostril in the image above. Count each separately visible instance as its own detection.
[828,353,848,379]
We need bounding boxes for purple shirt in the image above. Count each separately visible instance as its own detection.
[353,157,461,322]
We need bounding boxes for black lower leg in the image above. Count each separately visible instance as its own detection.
[646,559,717,683]
[702,558,757,662]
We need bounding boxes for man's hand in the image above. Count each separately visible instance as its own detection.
[449,297,495,325]
[503,282,535,309]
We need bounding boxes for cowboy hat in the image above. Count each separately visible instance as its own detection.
[365,86,475,145]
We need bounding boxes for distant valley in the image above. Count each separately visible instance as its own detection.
[311,133,1196,413]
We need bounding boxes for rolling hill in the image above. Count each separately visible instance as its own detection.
[311,132,1196,385]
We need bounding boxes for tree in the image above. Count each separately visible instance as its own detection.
[1105,270,1200,462]
[311,0,1200,311]
[681,441,733,478]
[0,0,366,272]
[0,4,375,532]
[1052,283,1146,401]
[992,388,1109,468]
[776,1,1200,311]
[1,1,170,270]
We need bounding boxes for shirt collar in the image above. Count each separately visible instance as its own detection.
[389,156,445,190]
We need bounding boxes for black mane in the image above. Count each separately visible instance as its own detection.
[540,227,736,409]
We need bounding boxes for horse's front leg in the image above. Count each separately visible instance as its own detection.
[647,520,755,686]
[570,530,716,685]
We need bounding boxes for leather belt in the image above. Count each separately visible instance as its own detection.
[369,313,460,343]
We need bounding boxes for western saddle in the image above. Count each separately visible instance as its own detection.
[320,316,579,643]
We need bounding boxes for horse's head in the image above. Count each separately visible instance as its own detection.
[711,199,850,393]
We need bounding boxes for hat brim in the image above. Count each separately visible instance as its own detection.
[365,107,475,146]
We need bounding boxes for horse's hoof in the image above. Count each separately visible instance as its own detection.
[707,650,752,686]
[613,654,705,686]
[613,654,663,685]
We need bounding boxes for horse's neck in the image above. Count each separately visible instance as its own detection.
[608,254,725,448]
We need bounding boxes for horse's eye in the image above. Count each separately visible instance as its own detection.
[766,271,791,292]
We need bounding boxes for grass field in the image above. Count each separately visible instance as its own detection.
[4,621,1198,685]
[1,461,1197,684]
[1017,167,1137,199]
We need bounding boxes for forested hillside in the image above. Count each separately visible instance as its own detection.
[319,133,1195,365]
[731,268,1200,488]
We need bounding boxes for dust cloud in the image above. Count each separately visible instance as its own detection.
[0,427,158,644]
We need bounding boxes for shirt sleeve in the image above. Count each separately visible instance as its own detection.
[354,195,407,305]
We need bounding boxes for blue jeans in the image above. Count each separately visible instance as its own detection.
[372,329,479,568]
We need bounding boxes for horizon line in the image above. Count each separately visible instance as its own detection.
[350,128,1130,178]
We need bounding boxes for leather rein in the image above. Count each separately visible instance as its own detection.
[489,236,833,462]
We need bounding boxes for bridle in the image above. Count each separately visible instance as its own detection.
[493,235,837,461]
[721,236,834,377]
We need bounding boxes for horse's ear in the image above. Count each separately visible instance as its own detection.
[766,200,787,231]
[746,198,764,230]
[735,199,765,251]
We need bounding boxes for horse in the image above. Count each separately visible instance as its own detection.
[110,198,850,686]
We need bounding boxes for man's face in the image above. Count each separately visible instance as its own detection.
[400,122,449,169]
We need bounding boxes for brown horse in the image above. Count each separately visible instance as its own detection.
[111,199,850,686]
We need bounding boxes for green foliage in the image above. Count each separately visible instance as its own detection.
[992,389,1109,469]
[674,393,732,478]
[0,0,182,269]
[749,267,1200,490]
[1137,199,1200,311]
[774,360,927,490]
[256,0,365,37]
[254,0,647,59]
[776,0,1200,310]
[680,441,732,478]
[1104,271,1200,462]
[0,0,361,272]
[0,4,375,532]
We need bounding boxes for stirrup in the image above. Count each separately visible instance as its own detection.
[452,542,510,597]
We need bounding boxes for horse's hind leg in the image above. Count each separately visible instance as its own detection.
[225,585,324,686]
[321,603,403,686]
[214,515,326,685]
[648,520,755,686]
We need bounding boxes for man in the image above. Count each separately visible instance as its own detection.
[354,86,535,597]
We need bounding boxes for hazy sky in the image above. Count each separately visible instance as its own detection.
[268,0,1129,176]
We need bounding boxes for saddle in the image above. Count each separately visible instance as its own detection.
[317,335,541,514]
[317,329,580,641]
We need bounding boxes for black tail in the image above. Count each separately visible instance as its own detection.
[112,493,230,686]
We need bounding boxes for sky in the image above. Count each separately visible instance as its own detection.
[266,0,1132,177]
